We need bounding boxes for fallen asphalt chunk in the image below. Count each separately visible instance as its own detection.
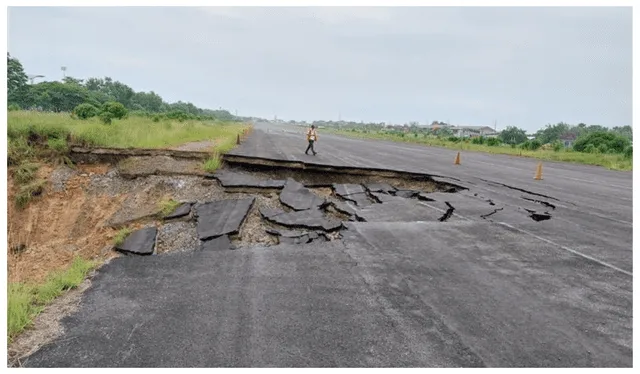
[212,170,286,189]
[333,183,366,197]
[115,227,157,256]
[279,178,327,211]
[164,202,193,220]
[200,235,233,251]
[261,207,342,231]
[393,189,420,199]
[195,198,255,240]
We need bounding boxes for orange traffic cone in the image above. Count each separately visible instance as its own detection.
[534,162,543,180]
[454,152,461,165]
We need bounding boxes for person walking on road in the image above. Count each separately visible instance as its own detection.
[305,125,318,155]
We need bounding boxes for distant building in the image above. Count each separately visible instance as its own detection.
[450,125,498,138]
[559,133,578,148]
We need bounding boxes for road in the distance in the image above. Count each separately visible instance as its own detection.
[231,124,633,273]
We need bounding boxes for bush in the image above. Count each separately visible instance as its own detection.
[573,131,630,154]
[73,103,99,119]
[521,139,542,151]
[152,115,161,123]
[552,141,563,152]
[471,136,485,145]
[99,112,114,125]
[486,137,502,146]
[598,144,609,154]
[8,103,21,111]
[101,101,128,120]
[584,144,597,154]
[447,136,461,143]
[623,145,632,159]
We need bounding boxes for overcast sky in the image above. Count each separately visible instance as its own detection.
[7,6,632,131]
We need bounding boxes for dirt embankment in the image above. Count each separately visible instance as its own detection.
[8,164,124,284]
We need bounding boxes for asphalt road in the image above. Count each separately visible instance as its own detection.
[231,124,632,273]
[23,125,633,367]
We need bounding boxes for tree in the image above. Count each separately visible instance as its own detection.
[499,126,527,145]
[7,53,29,107]
[28,81,89,112]
[535,122,570,144]
[131,91,164,112]
[74,103,99,119]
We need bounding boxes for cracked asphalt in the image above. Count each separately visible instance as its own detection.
[22,124,632,368]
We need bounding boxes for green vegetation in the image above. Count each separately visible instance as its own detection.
[8,111,248,150]
[8,53,239,122]
[113,228,133,246]
[203,152,222,173]
[159,198,181,217]
[8,257,98,341]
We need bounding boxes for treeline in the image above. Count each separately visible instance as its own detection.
[7,53,238,122]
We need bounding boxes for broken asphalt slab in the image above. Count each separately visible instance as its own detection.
[260,207,343,232]
[279,178,327,211]
[354,198,457,223]
[212,170,286,189]
[195,198,255,240]
[164,202,193,220]
[332,183,366,197]
[115,227,157,256]
[200,235,233,251]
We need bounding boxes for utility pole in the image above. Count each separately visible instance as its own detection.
[28,74,45,84]
[61,66,67,80]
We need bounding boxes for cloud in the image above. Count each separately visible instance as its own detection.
[7,6,632,130]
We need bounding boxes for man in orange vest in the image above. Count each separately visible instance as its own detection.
[305,125,318,155]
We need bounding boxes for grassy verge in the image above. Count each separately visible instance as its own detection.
[8,257,98,342]
[325,128,632,171]
[8,110,250,150]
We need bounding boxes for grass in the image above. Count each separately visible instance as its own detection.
[8,110,250,150]
[8,257,98,342]
[113,228,132,246]
[203,151,222,173]
[325,128,632,171]
[15,179,46,209]
[159,198,181,217]
[12,161,40,185]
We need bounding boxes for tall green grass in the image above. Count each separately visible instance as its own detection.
[8,257,98,342]
[8,110,249,150]
[326,128,632,171]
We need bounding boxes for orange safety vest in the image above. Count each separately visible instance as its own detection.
[307,128,318,141]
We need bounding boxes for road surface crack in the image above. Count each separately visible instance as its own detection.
[438,202,455,222]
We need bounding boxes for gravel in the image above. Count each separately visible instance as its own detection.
[156,221,200,254]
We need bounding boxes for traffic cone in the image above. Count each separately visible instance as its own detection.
[534,162,543,180]
[454,152,461,165]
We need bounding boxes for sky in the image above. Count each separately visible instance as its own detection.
[7,6,633,132]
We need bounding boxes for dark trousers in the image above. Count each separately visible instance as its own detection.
[305,140,316,154]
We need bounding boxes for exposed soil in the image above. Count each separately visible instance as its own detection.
[8,164,123,284]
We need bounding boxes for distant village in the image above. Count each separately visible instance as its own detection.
[260,118,510,140]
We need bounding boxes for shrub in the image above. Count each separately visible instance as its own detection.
[152,115,161,123]
[8,103,21,111]
[447,136,461,143]
[486,137,502,146]
[73,103,99,119]
[623,145,632,159]
[471,136,485,145]
[598,144,609,154]
[573,131,630,154]
[584,144,597,154]
[99,112,114,125]
[101,101,128,120]
[552,141,563,152]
